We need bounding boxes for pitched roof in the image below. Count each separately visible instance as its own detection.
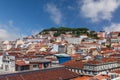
[85,57,119,65]
[63,57,120,68]
[73,75,110,80]
[73,76,91,80]
[0,67,79,80]
[63,60,84,69]
[16,60,29,66]
[92,75,110,80]
[111,70,120,74]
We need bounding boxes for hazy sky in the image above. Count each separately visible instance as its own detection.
[0,0,120,40]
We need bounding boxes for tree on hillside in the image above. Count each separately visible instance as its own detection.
[49,27,58,31]
[53,32,61,37]
[40,27,90,36]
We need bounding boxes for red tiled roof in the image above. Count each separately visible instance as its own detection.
[63,57,119,68]
[7,52,21,57]
[16,60,29,66]
[73,76,91,80]
[70,54,82,59]
[8,48,21,51]
[101,48,110,51]
[102,57,118,63]
[63,60,84,69]
[0,67,79,80]
[111,31,119,34]
[92,75,110,80]
[49,51,58,54]
[81,42,99,45]
[86,60,100,65]
[110,54,120,57]
[73,75,110,80]
[86,57,119,65]
[38,51,50,55]
[0,53,2,56]
[111,70,120,74]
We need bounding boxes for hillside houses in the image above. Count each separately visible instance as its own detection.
[0,30,120,80]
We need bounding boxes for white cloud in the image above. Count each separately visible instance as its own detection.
[46,3,62,25]
[103,23,120,32]
[0,29,9,39]
[80,0,120,22]
[0,21,20,40]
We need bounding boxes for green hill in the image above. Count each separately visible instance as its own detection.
[39,27,98,39]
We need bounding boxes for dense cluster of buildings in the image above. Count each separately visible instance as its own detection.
[0,31,120,79]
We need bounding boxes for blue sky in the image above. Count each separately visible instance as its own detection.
[0,0,120,40]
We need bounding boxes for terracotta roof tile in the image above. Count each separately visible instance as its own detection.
[111,70,120,74]
[73,76,91,80]
[92,75,110,80]
[0,67,79,80]
[16,60,29,66]
[63,60,84,69]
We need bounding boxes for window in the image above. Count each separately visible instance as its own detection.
[33,65,38,68]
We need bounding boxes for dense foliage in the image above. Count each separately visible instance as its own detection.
[40,27,98,39]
